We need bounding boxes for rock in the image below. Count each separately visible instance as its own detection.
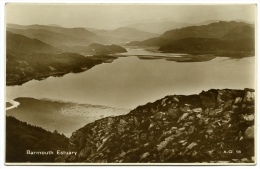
[157,140,168,151]
[207,149,215,157]
[197,114,202,118]
[173,97,179,102]
[244,125,254,139]
[140,152,150,160]
[119,151,126,157]
[206,129,214,135]
[243,89,255,104]
[171,126,177,130]
[187,115,195,121]
[234,97,242,105]
[243,114,254,122]
[177,113,189,122]
[182,142,188,146]
[191,151,198,158]
[178,127,186,131]
[181,106,191,113]
[209,108,222,117]
[192,108,202,113]
[222,120,229,123]
[186,142,198,149]
[79,147,92,159]
[178,140,186,144]
[223,99,233,109]
[188,126,195,134]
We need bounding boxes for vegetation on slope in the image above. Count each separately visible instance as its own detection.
[6,116,69,162]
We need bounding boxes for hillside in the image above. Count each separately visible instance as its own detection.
[160,21,251,40]
[6,52,103,85]
[55,88,255,163]
[222,25,255,40]
[158,38,255,56]
[6,31,60,55]
[84,43,127,55]
[126,21,255,56]
[6,116,69,162]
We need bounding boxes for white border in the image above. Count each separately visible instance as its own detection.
[1,0,259,169]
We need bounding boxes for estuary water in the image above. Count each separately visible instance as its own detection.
[6,48,255,109]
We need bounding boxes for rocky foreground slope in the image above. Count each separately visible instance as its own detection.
[56,89,255,163]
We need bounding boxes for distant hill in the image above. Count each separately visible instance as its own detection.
[7,24,101,47]
[6,52,103,85]
[7,24,97,39]
[7,24,158,46]
[6,31,60,55]
[193,20,221,26]
[92,27,158,43]
[126,37,171,47]
[7,28,91,47]
[61,43,127,56]
[6,116,69,162]
[161,21,251,40]
[126,21,255,56]
[6,25,129,85]
[222,25,255,40]
[158,37,255,56]
[85,43,127,55]
[126,21,191,34]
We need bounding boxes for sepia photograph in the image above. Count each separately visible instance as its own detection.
[3,2,257,165]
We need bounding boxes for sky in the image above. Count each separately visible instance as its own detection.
[5,4,256,29]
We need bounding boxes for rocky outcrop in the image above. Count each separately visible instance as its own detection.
[55,88,255,163]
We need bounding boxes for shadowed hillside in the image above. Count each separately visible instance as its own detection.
[6,31,60,55]
[6,116,69,162]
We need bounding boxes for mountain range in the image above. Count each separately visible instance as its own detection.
[6,27,128,85]
[90,27,158,43]
[7,24,158,47]
[127,21,255,56]
[6,20,255,85]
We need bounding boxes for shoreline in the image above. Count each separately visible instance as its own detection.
[6,100,20,111]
